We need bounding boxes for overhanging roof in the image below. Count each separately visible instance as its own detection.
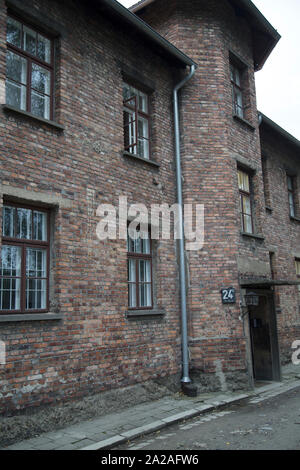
[90,0,196,68]
[259,113,300,151]
[240,279,300,287]
[130,0,281,71]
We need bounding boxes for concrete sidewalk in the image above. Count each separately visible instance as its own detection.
[2,364,300,451]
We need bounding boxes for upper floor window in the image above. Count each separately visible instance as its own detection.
[123,83,150,160]
[127,227,152,310]
[230,63,244,119]
[295,259,300,297]
[1,204,50,314]
[6,16,53,120]
[287,175,296,218]
[238,169,253,234]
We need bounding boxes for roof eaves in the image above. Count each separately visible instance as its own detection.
[259,112,300,151]
[99,0,196,68]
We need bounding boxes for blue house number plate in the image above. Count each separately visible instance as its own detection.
[221,287,236,304]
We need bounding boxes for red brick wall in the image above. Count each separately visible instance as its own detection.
[260,123,300,363]
[136,0,300,380]
[0,0,183,412]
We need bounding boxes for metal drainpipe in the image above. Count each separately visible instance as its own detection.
[173,65,196,384]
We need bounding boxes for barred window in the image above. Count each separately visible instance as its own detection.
[127,227,152,309]
[1,204,49,314]
[238,169,253,234]
[230,63,244,119]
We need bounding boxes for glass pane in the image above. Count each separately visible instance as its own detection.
[238,170,249,192]
[33,211,47,241]
[6,51,27,84]
[0,278,21,311]
[243,195,252,216]
[23,26,36,56]
[295,261,300,276]
[123,83,132,101]
[128,283,136,308]
[6,79,27,111]
[1,246,21,277]
[139,260,151,283]
[31,90,50,120]
[7,17,22,48]
[26,248,47,278]
[2,206,15,237]
[138,90,148,113]
[141,236,150,254]
[128,259,136,283]
[139,283,152,307]
[37,34,51,63]
[26,278,46,310]
[287,177,293,191]
[244,215,253,234]
[137,116,149,159]
[123,109,136,152]
[17,208,32,239]
[31,64,51,95]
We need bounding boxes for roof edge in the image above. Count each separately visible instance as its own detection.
[130,0,280,70]
[100,0,196,68]
[259,112,300,150]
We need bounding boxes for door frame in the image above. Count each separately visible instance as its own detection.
[247,288,281,382]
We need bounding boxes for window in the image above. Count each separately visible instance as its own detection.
[6,16,53,120]
[1,204,49,314]
[287,175,296,217]
[238,169,253,234]
[127,227,152,309]
[295,259,300,297]
[123,83,150,160]
[230,63,244,118]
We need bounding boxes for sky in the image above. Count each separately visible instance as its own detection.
[118,0,300,141]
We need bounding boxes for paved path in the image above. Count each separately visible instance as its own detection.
[2,365,300,450]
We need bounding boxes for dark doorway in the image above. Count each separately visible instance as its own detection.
[248,290,281,382]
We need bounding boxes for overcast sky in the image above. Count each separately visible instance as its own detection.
[119,0,300,141]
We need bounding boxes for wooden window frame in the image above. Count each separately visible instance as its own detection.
[123,82,151,160]
[127,228,153,310]
[287,174,296,218]
[1,202,50,315]
[295,258,300,297]
[6,14,55,121]
[238,169,254,234]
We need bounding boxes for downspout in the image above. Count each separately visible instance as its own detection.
[173,64,196,385]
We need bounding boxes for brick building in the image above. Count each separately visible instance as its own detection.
[0,0,299,414]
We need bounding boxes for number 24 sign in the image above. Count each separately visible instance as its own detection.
[221,287,236,304]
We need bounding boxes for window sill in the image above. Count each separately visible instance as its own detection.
[290,216,300,223]
[241,231,265,240]
[233,114,255,131]
[2,105,65,131]
[123,151,160,168]
[126,308,165,318]
[0,313,63,323]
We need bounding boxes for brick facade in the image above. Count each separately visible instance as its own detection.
[0,0,186,412]
[0,0,299,414]
[135,0,300,387]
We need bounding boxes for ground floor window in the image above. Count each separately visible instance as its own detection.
[1,203,49,313]
[127,226,152,309]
